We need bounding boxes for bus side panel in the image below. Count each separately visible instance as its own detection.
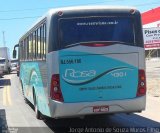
[20,62,51,117]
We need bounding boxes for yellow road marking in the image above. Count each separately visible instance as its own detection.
[3,86,7,106]
[3,85,12,106]
[7,85,12,105]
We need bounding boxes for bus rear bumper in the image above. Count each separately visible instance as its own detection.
[49,96,146,119]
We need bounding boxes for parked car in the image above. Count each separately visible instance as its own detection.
[11,63,17,71]
[11,59,19,76]
[0,57,11,74]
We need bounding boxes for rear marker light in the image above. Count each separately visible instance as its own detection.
[140,82,145,87]
[53,87,58,92]
[130,9,136,14]
[139,87,146,94]
[137,69,146,97]
[50,74,64,102]
[58,11,63,16]
[52,81,58,86]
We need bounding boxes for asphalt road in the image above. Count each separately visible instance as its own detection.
[0,67,160,133]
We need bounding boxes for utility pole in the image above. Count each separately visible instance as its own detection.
[2,31,6,47]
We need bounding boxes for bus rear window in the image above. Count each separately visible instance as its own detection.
[58,17,135,47]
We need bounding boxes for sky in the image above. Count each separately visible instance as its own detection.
[0,0,159,58]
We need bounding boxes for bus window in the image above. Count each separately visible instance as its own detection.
[59,17,135,48]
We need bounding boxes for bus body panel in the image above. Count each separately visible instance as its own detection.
[60,45,145,69]
[47,44,145,118]
[20,61,51,117]
[49,96,146,118]
[59,49,139,103]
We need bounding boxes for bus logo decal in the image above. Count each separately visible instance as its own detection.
[62,67,133,85]
[64,69,96,78]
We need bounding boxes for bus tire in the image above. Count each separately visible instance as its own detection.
[7,67,11,74]
[20,80,28,103]
[33,91,42,120]
[17,71,19,77]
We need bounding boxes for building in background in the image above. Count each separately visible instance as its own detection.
[141,7,160,59]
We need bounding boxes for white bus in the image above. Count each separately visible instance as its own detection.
[13,6,146,120]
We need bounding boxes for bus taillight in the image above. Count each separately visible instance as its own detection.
[137,69,146,97]
[81,42,111,47]
[50,74,64,102]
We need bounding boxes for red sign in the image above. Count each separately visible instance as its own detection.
[145,43,160,49]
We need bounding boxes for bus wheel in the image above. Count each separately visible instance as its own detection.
[34,93,42,120]
[17,71,19,77]
[20,80,28,103]
[8,68,11,74]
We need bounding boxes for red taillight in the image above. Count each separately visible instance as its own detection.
[50,74,64,102]
[81,43,111,47]
[137,69,146,97]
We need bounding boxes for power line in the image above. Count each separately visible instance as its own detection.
[133,0,160,7]
[71,0,126,6]
[0,7,51,13]
[0,16,41,21]
[0,0,125,13]
[0,0,159,13]
[0,1,159,21]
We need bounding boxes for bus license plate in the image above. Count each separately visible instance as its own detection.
[93,106,109,113]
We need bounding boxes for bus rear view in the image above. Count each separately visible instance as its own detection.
[49,6,146,118]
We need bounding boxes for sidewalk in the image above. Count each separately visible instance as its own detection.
[138,95,160,122]
[146,59,160,97]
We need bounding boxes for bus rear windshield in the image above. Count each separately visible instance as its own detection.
[59,17,135,47]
